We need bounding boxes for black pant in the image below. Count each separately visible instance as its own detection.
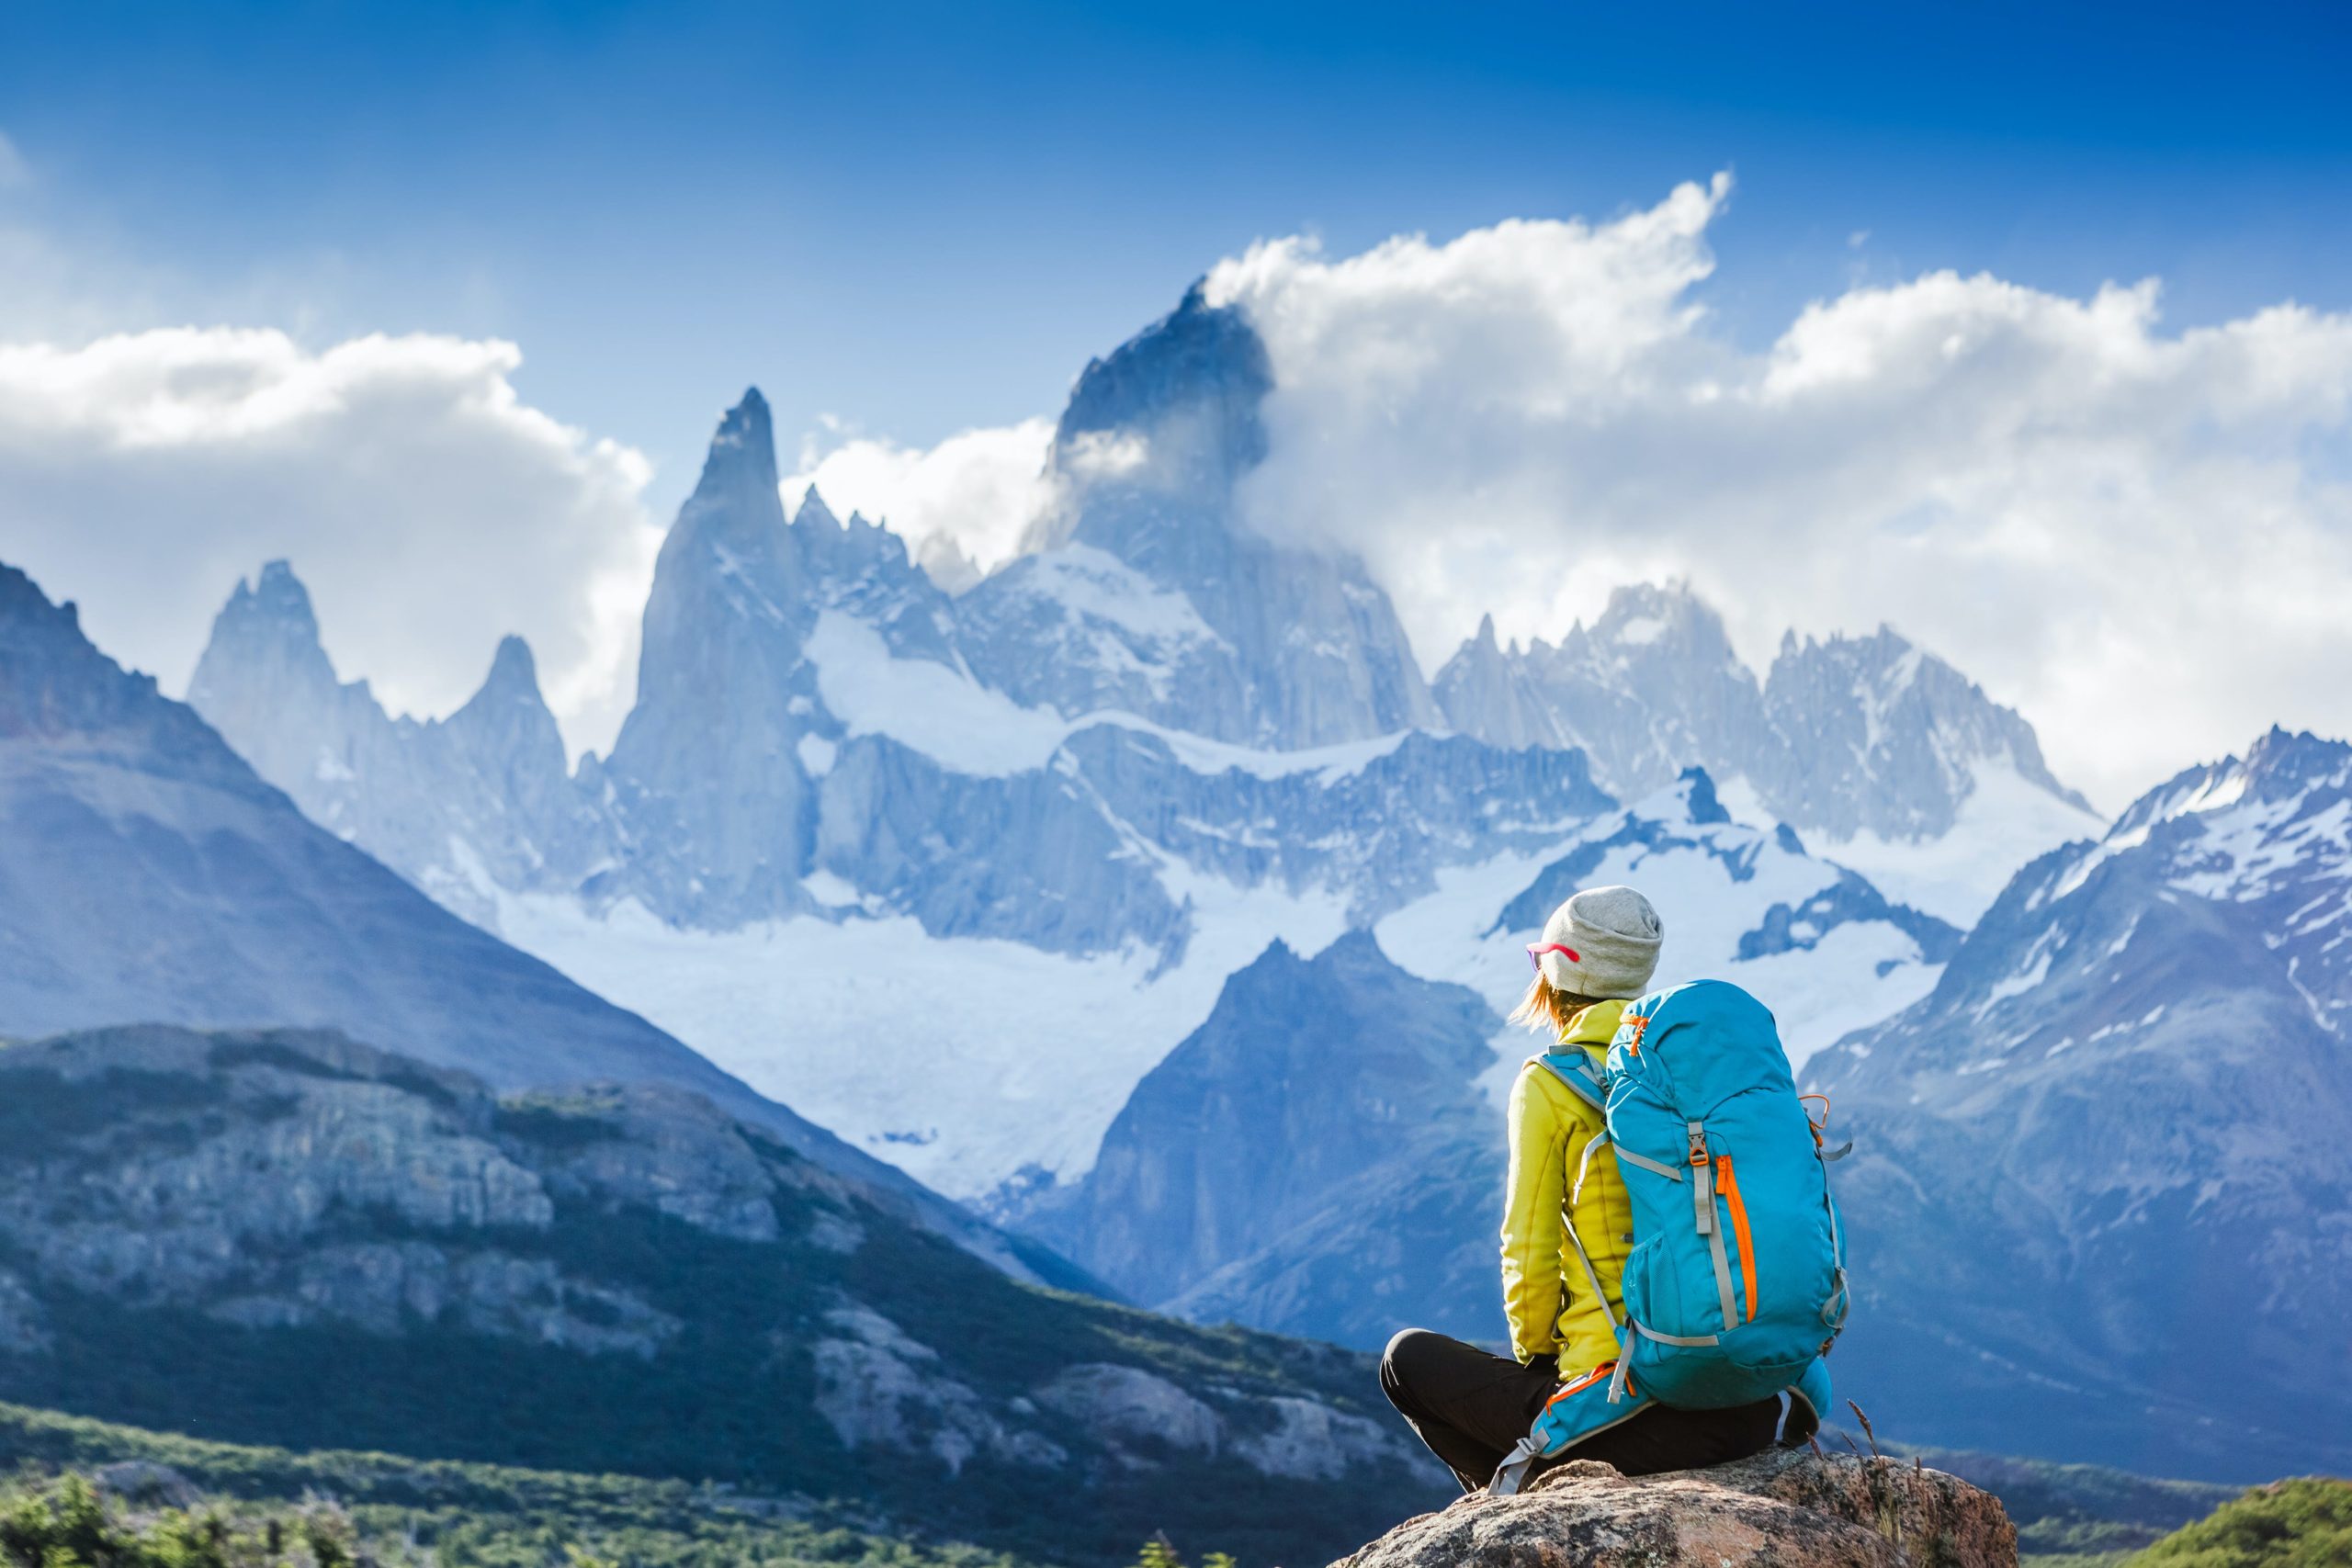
[1379,1327,1783,1493]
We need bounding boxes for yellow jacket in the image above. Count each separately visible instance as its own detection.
[1500,998,1634,1372]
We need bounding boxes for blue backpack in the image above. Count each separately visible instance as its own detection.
[1490,979,1850,1494]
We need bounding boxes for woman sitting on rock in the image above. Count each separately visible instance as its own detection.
[1379,885,1783,1491]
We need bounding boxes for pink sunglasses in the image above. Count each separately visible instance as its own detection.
[1526,942,1581,973]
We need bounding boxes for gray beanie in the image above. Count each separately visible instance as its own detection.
[1535,885,1663,1000]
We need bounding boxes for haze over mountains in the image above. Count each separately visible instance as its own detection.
[187,285,2091,1202]
[58,277,2344,1485]
[0,560,1048,1284]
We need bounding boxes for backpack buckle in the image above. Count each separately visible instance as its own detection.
[1686,1123,1708,1166]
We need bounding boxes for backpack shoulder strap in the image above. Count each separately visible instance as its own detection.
[1532,1050,1608,1112]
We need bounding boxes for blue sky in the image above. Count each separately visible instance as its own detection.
[6,0,2349,505]
[4,0,2351,807]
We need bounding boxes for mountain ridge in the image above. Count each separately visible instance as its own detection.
[1801,724,2352,1481]
[179,285,2096,1199]
[0,558,1048,1282]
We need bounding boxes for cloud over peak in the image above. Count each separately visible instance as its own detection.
[0,325,660,755]
[1191,176,2352,808]
[6,172,2348,809]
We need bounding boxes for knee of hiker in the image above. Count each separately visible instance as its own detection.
[1382,1326,1440,1387]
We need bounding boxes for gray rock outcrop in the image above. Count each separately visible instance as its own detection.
[1335,1450,2017,1568]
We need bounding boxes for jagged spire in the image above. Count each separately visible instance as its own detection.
[681,388,782,526]
[250,559,321,633]
[188,558,340,716]
[792,485,841,531]
[481,634,539,694]
[711,387,775,476]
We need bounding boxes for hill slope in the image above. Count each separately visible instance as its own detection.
[0,1024,1446,1568]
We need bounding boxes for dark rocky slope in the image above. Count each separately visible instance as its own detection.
[0,1023,1447,1568]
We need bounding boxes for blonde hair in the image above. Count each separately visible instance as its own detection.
[1508,973,1604,1037]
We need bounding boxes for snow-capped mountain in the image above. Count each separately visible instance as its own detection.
[191,383,1617,1198]
[1431,583,2101,924]
[1378,768,1960,1070]
[1804,726,2352,1481]
[187,562,602,928]
[1018,768,1959,1347]
[0,559,1042,1283]
[187,284,2081,1206]
[1432,583,1772,799]
[963,283,1439,749]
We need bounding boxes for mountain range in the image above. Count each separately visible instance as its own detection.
[1018,766,1961,1349]
[1040,725,2352,1482]
[32,275,2343,1489]
[186,287,2091,1204]
[0,560,1048,1284]
[1808,724,2352,1481]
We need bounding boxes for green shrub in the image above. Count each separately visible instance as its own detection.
[2128,1478,2352,1568]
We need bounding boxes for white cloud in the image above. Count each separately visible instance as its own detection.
[1198,175,2352,810]
[783,415,1055,585]
[0,130,30,190]
[9,169,2346,814]
[0,326,660,756]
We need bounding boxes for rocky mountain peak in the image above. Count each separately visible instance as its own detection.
[1027,283,1278,576]
[2238,724,2349,801]
[1579,579,1736,661]
[705,385,778,487]
[1431,612,1565,751]
[1761,624,2092,834]
[187,559,339,705]
[245,559,325,636]
[1676,763,1734,826]
[792,484,841,532]
[1053,279,1272,460]
[476,634,540,700]
[965,282,1436,748]
[1021,928,1498,1313]
[662,388,790,575]
[917,533,983,592]
[444,634,568,778]
[1,561,233,771]
[636,389,807,651]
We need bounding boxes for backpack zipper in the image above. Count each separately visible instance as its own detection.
[1716,1155,1758,1324]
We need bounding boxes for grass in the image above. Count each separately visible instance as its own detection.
[0,1399,1047,1568]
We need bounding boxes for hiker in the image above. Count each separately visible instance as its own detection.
[1379,886,1786,1492]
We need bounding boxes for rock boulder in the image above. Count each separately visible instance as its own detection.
[1334,1449,2017,1567]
